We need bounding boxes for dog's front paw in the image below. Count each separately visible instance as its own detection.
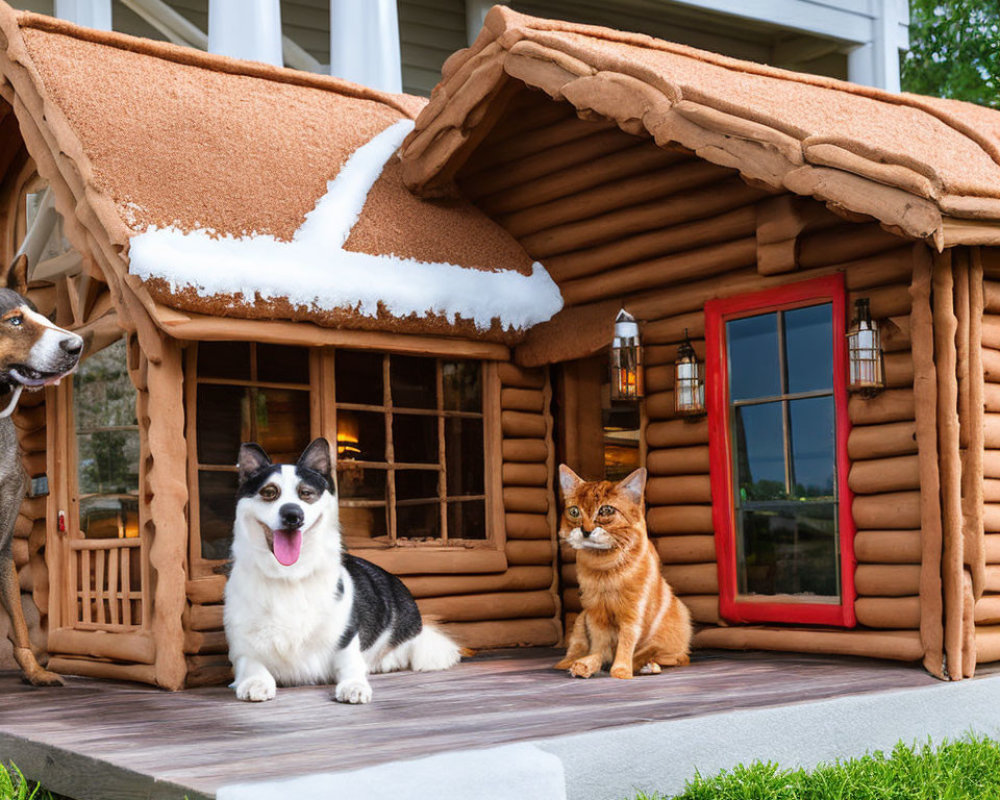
[609,663,633,680]
[334,679,372,704]
[235,675,276,702]
[569,657,599,679]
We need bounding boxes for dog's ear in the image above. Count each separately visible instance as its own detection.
[0,254,29,296]
[237,443,271,486]
[297,438,333,490]
[558,464,583,497]
[617,467,647,505]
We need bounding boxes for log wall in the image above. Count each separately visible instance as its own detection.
[972,252,1000,665]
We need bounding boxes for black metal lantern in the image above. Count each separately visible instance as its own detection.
[847,297,884,397]
[674,329,705,416]
[610,308,644,401]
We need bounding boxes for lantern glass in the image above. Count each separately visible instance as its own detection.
[674,336,705,416]
[846,298,884,397]
[610,309,644,401]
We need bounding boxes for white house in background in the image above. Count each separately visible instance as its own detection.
[10,0,909,94]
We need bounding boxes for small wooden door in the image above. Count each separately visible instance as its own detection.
[46,337,155,670]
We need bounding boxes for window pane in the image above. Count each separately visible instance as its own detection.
[789,396,836,499]
[448,499,486,540]
[257,344,309,385]
[337,410,385,462]
[78,431,140,498]
[445,417,484,495]
[197,384,249,465]
[199,470,237,560]
[396,502,440,539]
[337,463,386,501]
[734,402,786,501]
[198,341,251,381]
[340,504,387,540]
[727,313,781,401]
[785,304,833,394]
[737,503,839,597]
[79,493,139,539]
[255,389,310,462]
[390,355,436,409]
[335,350,383,406]
[396,469,439,501]
[393,414,439,464]
[74,339,136,429]
[442,361,481,411]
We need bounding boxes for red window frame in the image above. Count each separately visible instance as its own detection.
[705,274,856,627]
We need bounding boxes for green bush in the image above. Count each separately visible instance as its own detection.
[634,736,1000,800]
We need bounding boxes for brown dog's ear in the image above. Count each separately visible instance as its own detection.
[0,254,29,296]
[558,464,583,497]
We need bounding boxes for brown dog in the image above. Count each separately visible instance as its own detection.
[0,255,82,684]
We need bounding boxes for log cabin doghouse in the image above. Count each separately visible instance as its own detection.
[2,3,1000,688]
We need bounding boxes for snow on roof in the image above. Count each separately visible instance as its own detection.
[0,6,560,340]
[129,121,562,331]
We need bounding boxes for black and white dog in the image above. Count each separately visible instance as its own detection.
[224,437,461,704]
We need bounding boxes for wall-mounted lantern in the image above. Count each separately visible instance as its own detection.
[674,329,705,417]
[847,297,884,398]
[610,308,644,401]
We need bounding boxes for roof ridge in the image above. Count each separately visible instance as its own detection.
[493,6,1000,175]
[11,7,421,120]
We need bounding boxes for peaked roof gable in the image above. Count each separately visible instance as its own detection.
[401,6,1000,250]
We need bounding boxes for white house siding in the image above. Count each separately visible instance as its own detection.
[399,0,466,96]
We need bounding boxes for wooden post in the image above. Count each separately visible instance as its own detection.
[933,250,964,679]
[910,245,945,679]
[141,339,189,690]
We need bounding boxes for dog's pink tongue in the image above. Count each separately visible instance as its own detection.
[272,529,303,566]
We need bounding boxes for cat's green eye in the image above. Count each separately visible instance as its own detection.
[567,506,581,519]
[598,505,615,516]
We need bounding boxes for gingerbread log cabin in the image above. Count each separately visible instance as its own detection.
[0,1,999,687]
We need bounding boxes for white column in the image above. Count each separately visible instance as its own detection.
[847,0,903,92]
[208,0,283,67]
[466,0,502,46]
[330,0,402,94]
[54,0,111,30]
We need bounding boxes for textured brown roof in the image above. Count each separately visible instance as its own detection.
[0,5,539,341]
[401,6,1000,249]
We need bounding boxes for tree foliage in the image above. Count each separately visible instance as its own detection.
[901,0,1000,107]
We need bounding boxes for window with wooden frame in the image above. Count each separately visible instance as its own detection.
[332,350,496,548]
[65,336,146,631]
[705,274,855,627]
[187,341,313,572]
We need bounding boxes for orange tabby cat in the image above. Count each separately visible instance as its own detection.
[555,464,691,679]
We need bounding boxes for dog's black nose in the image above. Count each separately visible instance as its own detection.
[59,337,83,357]
[581,528,592,538]
[278,503,304,529]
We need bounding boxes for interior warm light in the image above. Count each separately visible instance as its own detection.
[610,308,644,401]
[337,412,361,457]
[674,330,705,417]
[846,297,884,398]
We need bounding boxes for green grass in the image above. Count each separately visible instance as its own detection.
[633,736,1000,800]
[0,763,54,800]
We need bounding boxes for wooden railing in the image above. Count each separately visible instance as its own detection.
[69,538,144,631]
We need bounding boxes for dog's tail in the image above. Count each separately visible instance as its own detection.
[406,621,463,672]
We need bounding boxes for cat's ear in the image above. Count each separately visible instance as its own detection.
[617,468,647,504]
[558,464,583,497]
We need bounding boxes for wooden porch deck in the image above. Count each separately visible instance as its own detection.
[0,648,952,799]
